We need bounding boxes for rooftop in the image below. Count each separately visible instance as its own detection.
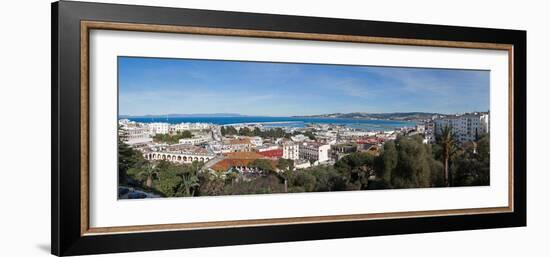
[224,151,265,159]
[226,138,252,145]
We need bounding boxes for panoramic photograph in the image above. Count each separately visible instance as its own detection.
[117,56,490,199]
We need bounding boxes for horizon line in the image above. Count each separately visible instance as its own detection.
[119,110,490,117]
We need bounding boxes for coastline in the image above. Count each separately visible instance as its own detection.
[121,116,418,132]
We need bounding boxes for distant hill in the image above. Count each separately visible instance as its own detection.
[119,113,247,118]
[293,112,441,121]
[120,112,443,121]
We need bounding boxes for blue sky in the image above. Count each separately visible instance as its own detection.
[119,56,489,116]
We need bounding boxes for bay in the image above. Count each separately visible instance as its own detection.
[125,116,416,132]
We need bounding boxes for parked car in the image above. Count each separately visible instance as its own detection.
[127,191,147,199]
[118,187,129,196]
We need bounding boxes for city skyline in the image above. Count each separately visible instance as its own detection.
[119,56,490,116]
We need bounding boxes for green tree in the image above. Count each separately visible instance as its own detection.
[436,125,458,186]
[223,126,238,135]
[239,127,253,136]
[248,159,275,172]
[138,163,159,188]
[276,158,294,171]
[198,172,226,196]
[390,136,433,188]
[286,170,317,192]
[176,172,200,197]
[303,131,316,140]
[155,162,181,197]
[223,175,285,195]
[253,127,262,137]
[308,166,345,191]
[334,152,376,190]
[452,134,490,186]
[169,161,203,197]
[118,140,145,184]
[477,134,490,162]
[152,130,194,144]
[380,140,397,185]
[179,130,193,138]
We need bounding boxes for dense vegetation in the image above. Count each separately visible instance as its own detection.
[221,126,315,140]
[119,134,490,198]
[152,130,193,144]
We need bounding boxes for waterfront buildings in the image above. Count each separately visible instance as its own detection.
[174,122,211,131]
[119,111,488,179]
[340,131,376,138]
[434,112,489,143]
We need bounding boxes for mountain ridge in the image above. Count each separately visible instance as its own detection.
[120,112,443,121]
[292,112,441,121]
[119,113,247,118]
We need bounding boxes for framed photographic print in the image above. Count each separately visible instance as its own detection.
[51,1,526,256]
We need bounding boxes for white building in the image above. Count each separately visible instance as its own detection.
[234,136,262,146]
[143,151,215,164]
[294,159,311,169]
[291,134,308,142]
[416,124,426,134]
[341,131,376,137]
[178,135,210,145]
[434,112,489,143]
[256,144,280,152]
[249,136,263,146]
[299,142,330,163]
[282,141,300,160]
[121,126,152,145]
[220,138,253,153]
[174,122,211,132]
[148,122,170,135]
[118,119,152,145]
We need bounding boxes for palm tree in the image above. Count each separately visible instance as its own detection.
[437,125,457,187]
[177,172,200,197]
[138,163,159,188]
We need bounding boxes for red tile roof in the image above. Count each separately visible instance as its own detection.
[211,151,278,171]
[257,149,283,158]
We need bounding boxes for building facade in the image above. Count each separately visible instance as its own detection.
[143,151,215,164]
[434,112,489,143]
[122,126,152,145]
[173,122,211,132]
[282,142,300,160]
[257,148,283,158]
[299,142,330,163]
[331,144,358,161]
[118,119,153,145]
[148,122,170,135]
[178,135,210,145]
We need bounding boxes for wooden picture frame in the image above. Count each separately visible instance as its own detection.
[52,1,526,256]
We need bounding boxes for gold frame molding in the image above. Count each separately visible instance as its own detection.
[80,20,514,236]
